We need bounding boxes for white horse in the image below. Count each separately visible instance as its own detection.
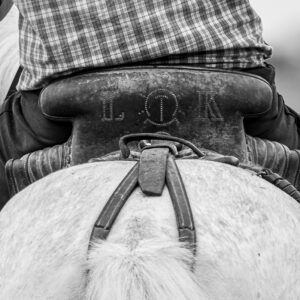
[0,159,299,299]
[0,4,19,104]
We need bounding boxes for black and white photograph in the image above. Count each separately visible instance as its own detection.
[0,0,299,299]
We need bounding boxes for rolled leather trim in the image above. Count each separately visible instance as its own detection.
[5,141,71,197]
[40,66,273,120]
[247,135,300,190]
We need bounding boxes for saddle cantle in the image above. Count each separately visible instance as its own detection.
[39,66,273,164]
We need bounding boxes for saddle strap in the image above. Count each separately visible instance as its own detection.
[90,163,139,241]
[259,169,300,203]
[166,155,196,251]
[90,142,196,256]
[138,147,169,196]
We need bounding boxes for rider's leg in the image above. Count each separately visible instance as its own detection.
[0,90,71,209]
[242,63,300,150]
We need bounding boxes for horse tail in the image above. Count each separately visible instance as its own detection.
[85,239,208,300]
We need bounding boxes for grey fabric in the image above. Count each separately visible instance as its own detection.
[243,64,300,149]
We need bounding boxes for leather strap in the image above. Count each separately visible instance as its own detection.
[259,169,300,203]
[139,147,169,196]
[90,163,139,241]
[0,0,13,21]
[166,155,196,252]
[90,135,197,257]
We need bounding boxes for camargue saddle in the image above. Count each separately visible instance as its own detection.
[6,66,300,195]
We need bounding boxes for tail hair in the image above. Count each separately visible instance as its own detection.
[86,239,208,300]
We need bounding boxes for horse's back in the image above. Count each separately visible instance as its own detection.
[0,160,300,299]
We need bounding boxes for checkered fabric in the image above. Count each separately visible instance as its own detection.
[14,0,272,91]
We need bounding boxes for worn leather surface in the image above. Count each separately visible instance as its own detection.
[40,66,273,164]
[139,147,169,196]
[7,67,300,198]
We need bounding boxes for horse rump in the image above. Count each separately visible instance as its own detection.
[86,239,208,300]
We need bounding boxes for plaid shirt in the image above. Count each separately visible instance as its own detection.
[14,0,272,91]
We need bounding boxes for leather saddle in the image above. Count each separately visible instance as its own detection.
[6,66,300,195]
[40,66,272,164]
[5,66,300,256]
